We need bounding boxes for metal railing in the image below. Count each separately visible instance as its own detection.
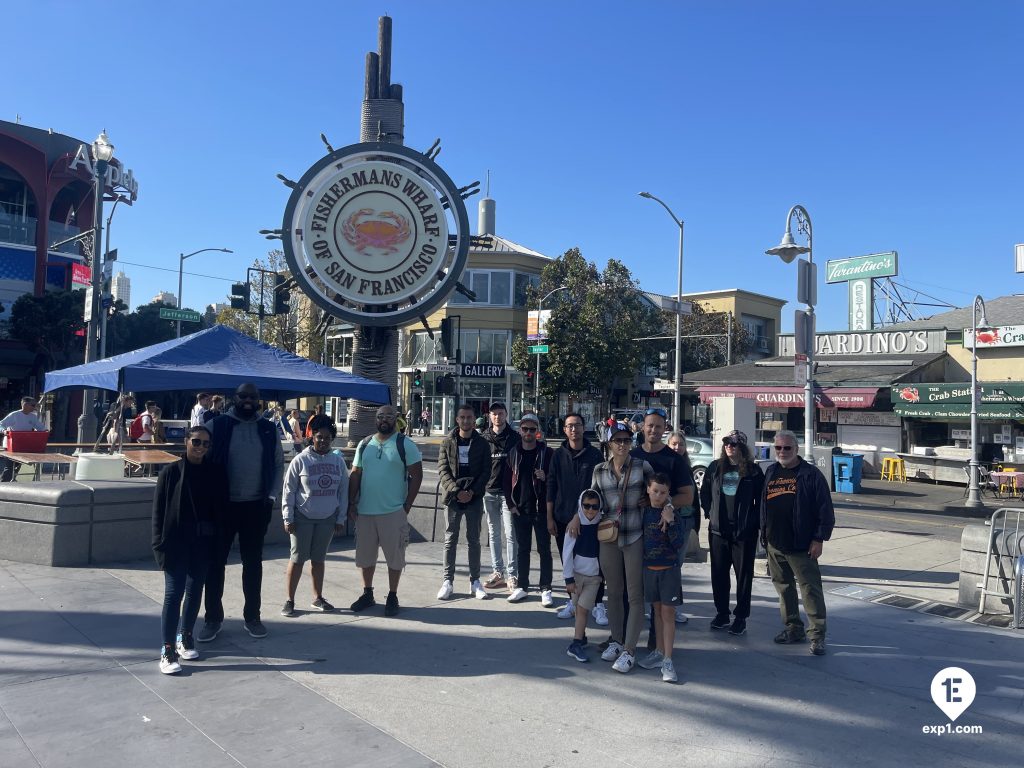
[978,507,1024,627]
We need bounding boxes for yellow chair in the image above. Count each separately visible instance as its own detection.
[880,456,906,482]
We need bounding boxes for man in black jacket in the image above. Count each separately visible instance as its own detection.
[760,430,835,656]
[481,402,520,593]
[437,404,492,600]
[198,382,284,642]
[502,412,553,605]
[546,412,602,618]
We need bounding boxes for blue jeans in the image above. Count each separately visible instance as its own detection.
[161,539,213,647]
[483,491,517,579]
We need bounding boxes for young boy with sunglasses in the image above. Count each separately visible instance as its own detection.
[562,489,603,662]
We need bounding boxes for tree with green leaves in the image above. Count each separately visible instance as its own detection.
[510,248,663,410]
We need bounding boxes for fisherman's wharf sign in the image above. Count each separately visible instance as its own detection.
[282,143,470,326]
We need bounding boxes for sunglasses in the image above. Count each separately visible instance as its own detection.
[723,439,740,447]
[645,408,667,418]
[521,426,538,433]
[376,415,396,421]
[774,445,795,451]
[582,503,600,510]
[611,437,632,445]
[189,439,211,448]
[235,393,258,400]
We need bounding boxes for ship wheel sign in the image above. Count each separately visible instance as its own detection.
[280,142,471,326]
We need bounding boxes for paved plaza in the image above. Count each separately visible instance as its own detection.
[1,500,1021,768]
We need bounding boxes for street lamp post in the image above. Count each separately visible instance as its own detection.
[535,286,569,408]
[639,192,685,429]
[76,131,114,446]
[176,247,234,337]
[99,194,128,359]
[766,204,815,461]
[966,295,990,508]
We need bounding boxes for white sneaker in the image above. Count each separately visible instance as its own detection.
[661,658,678,683]
[638,649,664,669]
[600,641,624,662]
[159,649,181,675]
[612,650,635,674]
[540,589,554,608]
[592,603,609,626]
[471,579,487,599]
[507,587,527,603]
[437,579,453,600]
[675,607,689,624]
[556,602,575,619]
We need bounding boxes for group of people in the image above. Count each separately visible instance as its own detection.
[152,389,834,682]
[438,405,835,682]
[153,386,422,675]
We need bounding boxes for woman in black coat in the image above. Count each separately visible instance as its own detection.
[152,425,227,674]
[699,430,765,637]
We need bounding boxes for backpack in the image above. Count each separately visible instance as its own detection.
[128,413,146,440]
[356,432,409,469]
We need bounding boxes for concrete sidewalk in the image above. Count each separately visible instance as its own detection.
[1,522,1021,768]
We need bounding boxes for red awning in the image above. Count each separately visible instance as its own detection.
[697,386,879,409]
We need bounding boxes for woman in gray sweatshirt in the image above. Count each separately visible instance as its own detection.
[281,421,349,616]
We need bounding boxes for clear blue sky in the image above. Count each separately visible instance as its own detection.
[9,1,1023,333]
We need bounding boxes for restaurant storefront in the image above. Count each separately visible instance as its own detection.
[892,383,1024,464]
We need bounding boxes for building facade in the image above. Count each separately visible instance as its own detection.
[111,270,131,310]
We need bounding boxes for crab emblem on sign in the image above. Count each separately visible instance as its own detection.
[342,209,412,254]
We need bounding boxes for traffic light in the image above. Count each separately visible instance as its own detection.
[413,369,423,388]
[658,351,671,379]
[230,282,250,311]
[273,273,290,315]
[440,317,455,360]
[526,369,535,385]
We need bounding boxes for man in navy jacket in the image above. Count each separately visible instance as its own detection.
[760,430,834,656]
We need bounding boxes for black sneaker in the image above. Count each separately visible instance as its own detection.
[196,621,221,643]
[710,614,731,630]
[244,620,268,638]
[810,638,826,656]
[311,597,335,612]
[350,591,376,612]
[281,600,295,617]
[774,628,807,644]
[384,592,399,616]
[728,618,747,636]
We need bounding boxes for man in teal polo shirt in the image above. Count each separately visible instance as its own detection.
[348,404,424,616]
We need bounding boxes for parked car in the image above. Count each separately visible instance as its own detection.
[683,437,715,490]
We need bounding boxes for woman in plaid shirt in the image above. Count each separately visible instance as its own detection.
[589,422,654,673]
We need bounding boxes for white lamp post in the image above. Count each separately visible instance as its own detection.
[766,204,815,461]
[535,286,569,408]
[76,131,114,446]
[176,247,233,337]
[966,294,990,508]
[639,191,684,429]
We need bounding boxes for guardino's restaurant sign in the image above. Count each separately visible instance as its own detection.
[697,386,879,409]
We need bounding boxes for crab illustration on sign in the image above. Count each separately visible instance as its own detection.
[898,386,920,403]
[975,328,1000,345]
[342,209,412,254]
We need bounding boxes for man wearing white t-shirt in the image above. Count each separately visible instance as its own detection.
[1,396,47,481]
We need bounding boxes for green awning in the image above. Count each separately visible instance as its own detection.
[893,403,1024,419]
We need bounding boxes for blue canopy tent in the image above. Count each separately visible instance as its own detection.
[44,325,391,403]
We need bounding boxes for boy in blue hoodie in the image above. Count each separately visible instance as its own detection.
[639,473,686,682]
[561,489,603,662]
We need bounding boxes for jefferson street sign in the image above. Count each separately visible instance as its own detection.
[426,363,458,373]
[159,308,201,323]
[527,344,549,354]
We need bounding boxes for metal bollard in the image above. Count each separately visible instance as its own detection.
[1016,555,1024,630]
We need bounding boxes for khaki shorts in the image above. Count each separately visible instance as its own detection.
[355,509,410,569]
[571,573,603,611]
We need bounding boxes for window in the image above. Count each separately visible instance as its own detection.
[459,330,510,364]
[490,271,511,305]
[515,273,539,307]
[450,270,523,306]
[325,335,354,367]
